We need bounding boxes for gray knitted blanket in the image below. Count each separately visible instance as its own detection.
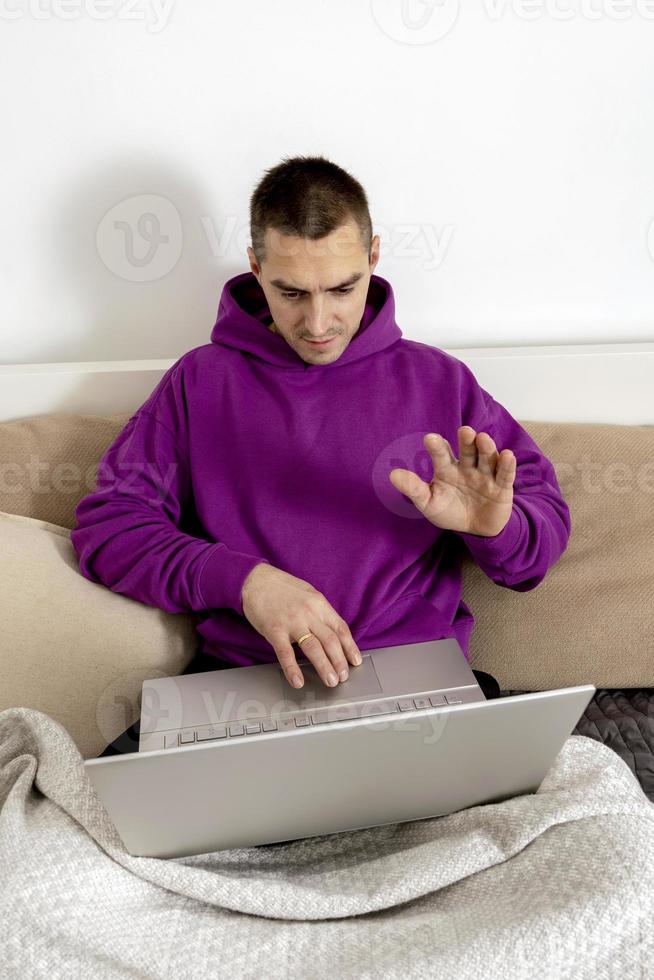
[2,706,654,979]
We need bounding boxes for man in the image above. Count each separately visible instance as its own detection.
[71,154,571,700]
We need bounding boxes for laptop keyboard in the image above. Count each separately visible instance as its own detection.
[148,690,475,751]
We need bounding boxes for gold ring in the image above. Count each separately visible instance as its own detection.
[295,632,313,645]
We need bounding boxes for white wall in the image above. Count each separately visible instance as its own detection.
[2,0,654,366]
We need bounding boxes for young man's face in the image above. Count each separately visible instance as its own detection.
[247,217,380,365]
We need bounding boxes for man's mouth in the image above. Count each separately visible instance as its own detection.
[305,336,337,348]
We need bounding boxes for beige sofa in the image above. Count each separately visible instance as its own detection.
[1,412,652,760]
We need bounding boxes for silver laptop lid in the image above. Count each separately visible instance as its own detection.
[84,684,596,858]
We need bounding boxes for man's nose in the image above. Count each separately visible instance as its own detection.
[304,297,330,334]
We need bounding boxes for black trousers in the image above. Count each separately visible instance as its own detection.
[98,651,501,758]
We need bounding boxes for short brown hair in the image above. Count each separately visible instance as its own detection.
[249,155,373,266]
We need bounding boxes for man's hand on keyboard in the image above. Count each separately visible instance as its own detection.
[241,563,363,690]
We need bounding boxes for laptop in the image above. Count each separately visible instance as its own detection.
[83,638,595,859]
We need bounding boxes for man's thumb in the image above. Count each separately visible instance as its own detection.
[389,469,430,510]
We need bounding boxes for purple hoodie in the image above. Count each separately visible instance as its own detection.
[70,271,571,667]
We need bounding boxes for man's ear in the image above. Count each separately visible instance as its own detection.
[369,234,381,273]
[247,246,261,281]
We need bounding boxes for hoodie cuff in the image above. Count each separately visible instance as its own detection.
[457,505,525,564]
[198,546,271,616]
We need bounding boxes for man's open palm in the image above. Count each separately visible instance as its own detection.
[389,426,517,537]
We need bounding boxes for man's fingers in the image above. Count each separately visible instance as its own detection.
[309,621,361,684]
[276,628,342,690]
[495,450,517,489]
[273,636,305,689]
[294,631,340,687]
[425,432,458,470]
[335,620,363,667]
[273,614,363,691]
[457,426,478,469]
[475,431,498,476]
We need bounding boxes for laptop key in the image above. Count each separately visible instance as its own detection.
[356,700,399,719]
[413,697,431,709]
[245,722,262,734]
[397,699,416,711]
[313,705,361,725]
[445,694,463,704]
[179,731,196,744]
[261,719,278,732]
[196,726,228,741]
[294,713,311,727]
[310,713,331,725]
[429,694,448,707]
[276,717,296,731]
[228,722,245,737]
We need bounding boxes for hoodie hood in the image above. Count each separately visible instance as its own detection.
[210,271,403,370]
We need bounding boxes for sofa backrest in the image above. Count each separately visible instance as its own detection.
[461,419,653,688]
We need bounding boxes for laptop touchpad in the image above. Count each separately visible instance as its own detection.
[278,655,383,709]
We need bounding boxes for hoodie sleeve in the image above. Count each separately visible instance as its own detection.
[456,390,571,592]
[70,408,270,616]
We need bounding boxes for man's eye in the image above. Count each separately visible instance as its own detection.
[281,287,354,300]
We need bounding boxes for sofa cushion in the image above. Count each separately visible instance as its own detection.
[0,509,197,759]
[0,412,131,529]
[464,420,654,689]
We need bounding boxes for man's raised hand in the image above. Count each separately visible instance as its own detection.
[388,426,517,537]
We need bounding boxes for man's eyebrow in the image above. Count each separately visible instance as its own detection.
[269,271,365,293]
